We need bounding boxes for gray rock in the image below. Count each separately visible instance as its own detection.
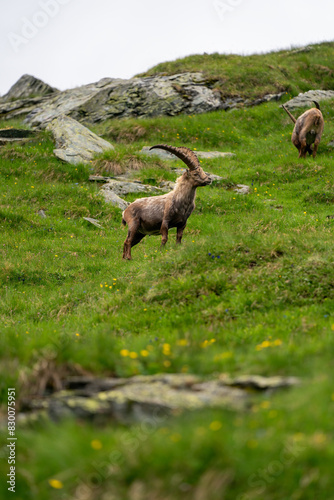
[89,175,114,182]
[250,91,286,107]
[101,179,165,196]
[37,210,47,218]
[0,73,287,124]
[0,96,46,120]
[221,374,300,390]
[24,73,223,127]
[159,180,176,191]
[141,146,235,161]
[222,92,285,110]
[1,74,58,101]
[197,151,235,159]
[173,167,223,182]
[234,184,250,195]
[46,115,114,165]
[99,190,129,210]
[83,217,103,228]
[22,373,300,424]
[283,90,334,110]
[327,141,334,148]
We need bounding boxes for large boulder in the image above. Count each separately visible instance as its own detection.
[46,115,114,165]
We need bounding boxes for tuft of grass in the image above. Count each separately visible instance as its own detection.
[92,144,169,177]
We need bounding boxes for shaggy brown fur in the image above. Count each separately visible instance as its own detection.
[282,101,324,158]
[122,145,211,260]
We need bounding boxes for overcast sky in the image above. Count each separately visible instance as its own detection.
[1,0,334,96]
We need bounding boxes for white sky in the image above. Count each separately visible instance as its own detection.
[1,0,334,96]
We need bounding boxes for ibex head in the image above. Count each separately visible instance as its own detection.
[149,144,212,186]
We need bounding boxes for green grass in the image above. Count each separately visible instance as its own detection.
[1,92,334,499]
[138,41,334,99]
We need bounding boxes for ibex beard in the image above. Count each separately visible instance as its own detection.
[122,144,211,260]
[282,101,324,159]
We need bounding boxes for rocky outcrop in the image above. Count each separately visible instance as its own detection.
[0,74,288,125]
[22,373,299,424]
[0,75,57,120]
[24,73,222,127]
[284,90,334,110]
[1,74,58,101]
[45,115,114,165]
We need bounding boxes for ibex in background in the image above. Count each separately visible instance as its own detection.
[282,101,324,158]
[122,145,212,260]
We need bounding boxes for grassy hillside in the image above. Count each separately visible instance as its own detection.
[1,92,334,498]
[138,41,334,99]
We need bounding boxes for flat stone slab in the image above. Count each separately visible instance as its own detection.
[140,146,235,160]
[22,373,300,424]
[0,128,35,138]
[46,115,114,165]
[101,179,165,197]
[0,138,28,146]
[283,90,334,110]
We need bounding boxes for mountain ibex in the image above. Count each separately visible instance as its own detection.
[282,101,324,158]
[122,144,212,260]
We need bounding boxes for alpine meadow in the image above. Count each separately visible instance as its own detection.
[1,42,334,500]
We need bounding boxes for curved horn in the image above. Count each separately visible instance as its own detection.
[313,100,321,110]
[282,104,297,124]
[149,144,201,170]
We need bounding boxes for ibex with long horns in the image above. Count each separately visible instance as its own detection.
[282,101,324,158]
[122,145,212,260]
